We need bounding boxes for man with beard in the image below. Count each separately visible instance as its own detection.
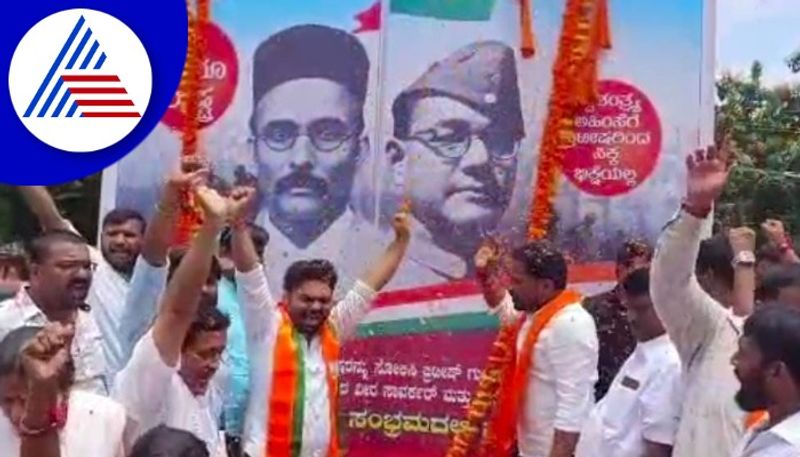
[248,24,372,290]
[385,40,523,288]
[14,162,205,383]
[229,192,411,457]
[731,305,800,456]
[475,240,598,457]
[114,185,241,457]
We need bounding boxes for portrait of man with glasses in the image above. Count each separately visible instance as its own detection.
[248,24,373,289]
[383,40,525,287]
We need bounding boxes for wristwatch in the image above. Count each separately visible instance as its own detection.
[732,251,756,267]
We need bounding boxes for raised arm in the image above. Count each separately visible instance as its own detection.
[729,227,756,317]
[330,206,411,340]
[19,323,75,457]
[151,186,227,367]
[360,207,411,291]
[651,145,731,363]
[17,186,71,232]
[112,160,210,373]
[227,186,278,341]
[140,157,208,267]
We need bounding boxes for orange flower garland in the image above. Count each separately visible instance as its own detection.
[528,0,611,240]
[175,0,211,246]
[446,1,611,455]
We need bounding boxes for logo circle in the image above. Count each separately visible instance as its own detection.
[8,8,152,153]
[562,80,663,197]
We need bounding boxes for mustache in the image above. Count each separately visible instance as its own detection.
[68,279,90,289]
[275,173,328,195]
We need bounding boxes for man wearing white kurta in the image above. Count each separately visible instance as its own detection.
[233,201,411,457]
[479,241,598,457]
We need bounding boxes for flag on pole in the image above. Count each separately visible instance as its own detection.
[390,0,497,21]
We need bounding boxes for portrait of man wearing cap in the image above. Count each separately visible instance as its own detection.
[383,40,524,287]
[248,24,372,288]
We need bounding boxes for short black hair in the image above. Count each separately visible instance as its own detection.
[758,264,800,302]
[102,208,146,234]
[283,259,338,293]
[757,244,784,265]
[511,241,568,290]
[129,425,209,457]
[167,248,222,283]
[219,224,270,256]
[0,326,74,391]
[622,267,650,297]
[696,234,734,289]
[184,305,230,349]
[26,230,88,264]
[743,304,800,384]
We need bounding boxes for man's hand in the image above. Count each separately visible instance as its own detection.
[162,156,210,209]
[684,141,733,216]
[195,186,229,227]
[728,227,756,255]
[21,323,74,388]
[228,186,256,226]
[762,219,788,247]
[475,238,503,274]
[391,200,412,242]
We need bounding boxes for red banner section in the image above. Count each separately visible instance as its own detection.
[340,328,497,456]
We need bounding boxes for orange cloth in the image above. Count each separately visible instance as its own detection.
[266,307,340,457]
[485,290,584,456]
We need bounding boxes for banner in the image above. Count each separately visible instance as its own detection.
[100,0,715,454]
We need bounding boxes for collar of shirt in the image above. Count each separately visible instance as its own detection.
[10,287,45,322]
[765,410,800,447]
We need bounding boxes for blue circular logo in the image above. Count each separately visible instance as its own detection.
[2,0,187,184]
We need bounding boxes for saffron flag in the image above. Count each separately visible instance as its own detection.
[390,0,497,21]
[354,1,381,32]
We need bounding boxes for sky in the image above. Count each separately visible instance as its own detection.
[717,0,800,86]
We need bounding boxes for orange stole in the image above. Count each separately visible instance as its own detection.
[267,308,340,457]
[485,290,584,456]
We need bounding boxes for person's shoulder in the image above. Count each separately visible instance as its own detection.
[552,302,598,334]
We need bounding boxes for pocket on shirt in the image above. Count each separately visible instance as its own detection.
[600,380,640,439]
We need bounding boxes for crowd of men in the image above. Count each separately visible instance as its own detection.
[1,142,799,457]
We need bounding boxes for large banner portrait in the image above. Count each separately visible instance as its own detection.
[100,0,716,455]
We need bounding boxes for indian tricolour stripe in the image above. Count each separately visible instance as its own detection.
[356,262,616,338]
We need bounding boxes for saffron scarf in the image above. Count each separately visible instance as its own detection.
[266,307,340,457]
[484,289,584,456]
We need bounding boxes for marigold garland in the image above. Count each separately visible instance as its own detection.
[175,0,211,246]
[446,1,611,455]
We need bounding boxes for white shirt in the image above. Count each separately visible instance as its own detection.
[575,334,683,457]
[651,211,746,457]
[86,248,168,379]
[493,293,599,457]
[733,411,800,457]
[0,288,107,394]
[113,330,228,457]
[0,390,127,457]
[235,266,377,457]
